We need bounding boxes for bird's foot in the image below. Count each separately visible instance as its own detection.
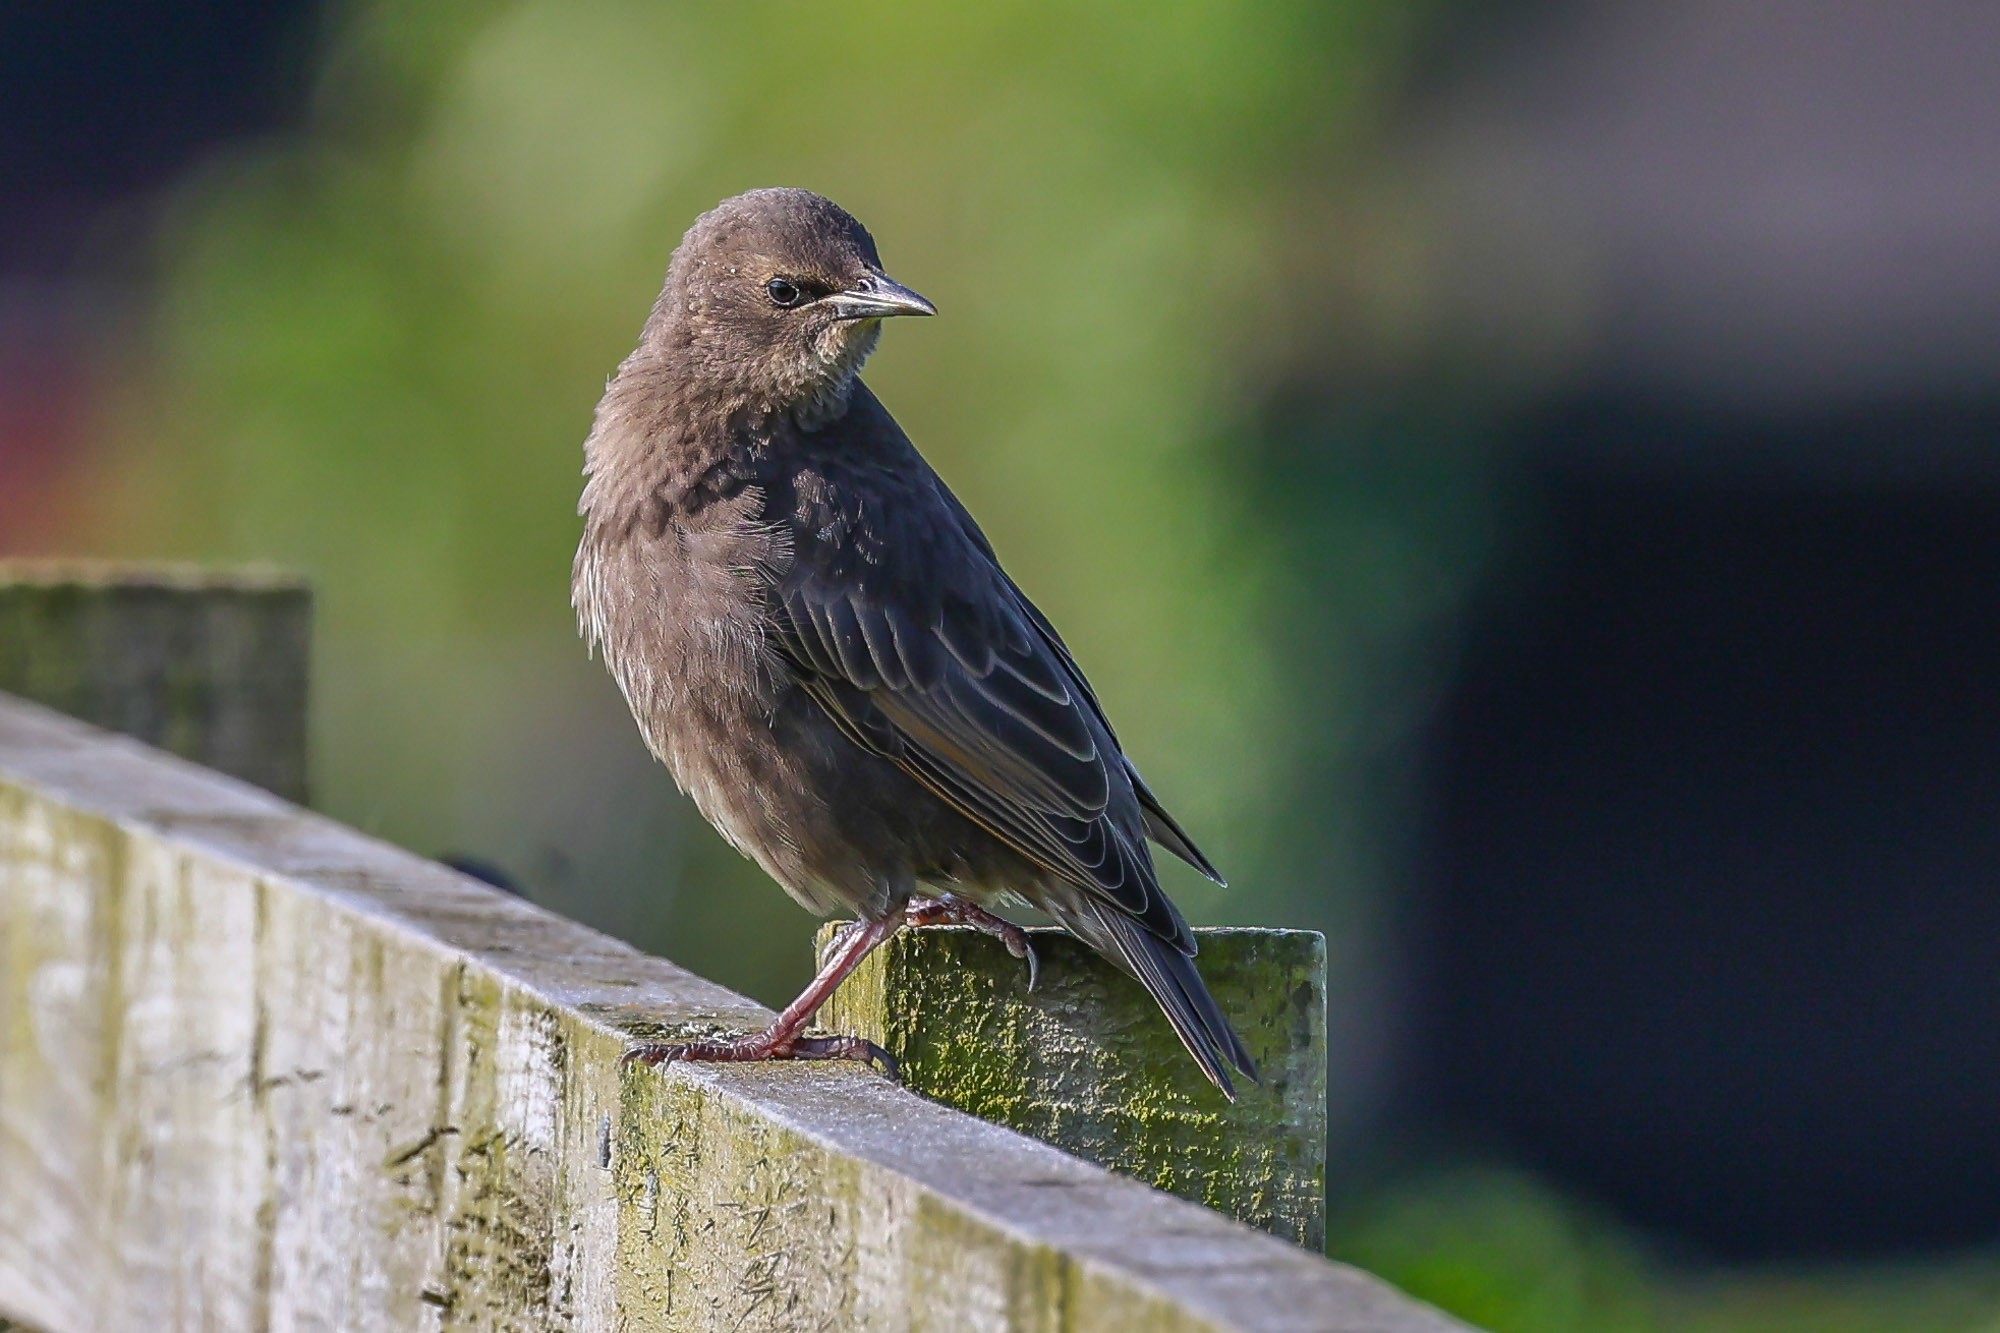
[622,1030,897,1078]
[905,894,1039,991]
[625,913,904,1079]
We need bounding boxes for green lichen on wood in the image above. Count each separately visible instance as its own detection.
[0,562,311,802]
[819,924,1329,1247]
[610,1059,859,1331]
[431,968,561,1331]
[605,1052,1198,1333]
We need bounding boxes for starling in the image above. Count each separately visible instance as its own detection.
[573,188,1255,1095]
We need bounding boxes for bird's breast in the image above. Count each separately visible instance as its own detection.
[575,509,831,889]
[574,491,791,757]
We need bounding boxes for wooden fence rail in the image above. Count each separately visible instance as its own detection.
[0,569,1468,1332]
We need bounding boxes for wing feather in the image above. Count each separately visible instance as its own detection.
[770,460,1217,953]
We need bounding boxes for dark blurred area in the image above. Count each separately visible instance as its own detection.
[6,1,2000,1328]
[0,3,309,273]
[0,0,307,549]
[1422,400,2000,1260]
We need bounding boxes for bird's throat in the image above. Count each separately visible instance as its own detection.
[790,319,881,431]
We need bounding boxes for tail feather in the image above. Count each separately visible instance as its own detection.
[1055,899,1259,1099]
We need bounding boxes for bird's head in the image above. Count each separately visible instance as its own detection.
[658,188,934,425]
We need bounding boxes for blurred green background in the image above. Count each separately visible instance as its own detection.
[8,1,2000,1328]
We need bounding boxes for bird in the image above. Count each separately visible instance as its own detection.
[572,187,1256,1096]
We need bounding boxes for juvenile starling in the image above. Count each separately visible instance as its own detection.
[573,188,1256,1095]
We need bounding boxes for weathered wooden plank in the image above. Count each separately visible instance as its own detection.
[0,561,310,802]
[0,693,1470,1333]
[819,924,1328,1247]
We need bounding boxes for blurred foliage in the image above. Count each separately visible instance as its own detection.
[1333,1162,1660,1332]
[1334,1163,2000,1333]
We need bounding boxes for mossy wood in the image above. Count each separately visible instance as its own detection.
[0,561,309,802]
[0,692,1469,1333]
[819,924,1327,1247]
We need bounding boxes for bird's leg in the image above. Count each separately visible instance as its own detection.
[623,915,902,1075]
[905,893,1039,992]
[814,916,868,969]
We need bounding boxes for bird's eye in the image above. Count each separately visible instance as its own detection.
[765,277,804,308]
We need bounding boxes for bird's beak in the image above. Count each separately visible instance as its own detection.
[826,272,937,321]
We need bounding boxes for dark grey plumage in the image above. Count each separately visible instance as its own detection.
[573,187,1254,1094]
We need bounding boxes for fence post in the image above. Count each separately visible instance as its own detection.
[819,922,1329,1247]
[0,560,310,802]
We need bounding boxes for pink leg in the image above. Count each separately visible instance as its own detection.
[905,893,1038,991]
[623,915,903,1074]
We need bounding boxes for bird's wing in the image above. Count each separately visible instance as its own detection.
[769,462,1201,955]
[1001,570,1227,886]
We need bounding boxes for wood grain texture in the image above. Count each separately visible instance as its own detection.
[0,693,1469,1332]
[0,561,310,803]
[819,924,1328,1247]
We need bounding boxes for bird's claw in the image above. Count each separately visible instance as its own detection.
[621,1032,898,1080]
[621,1039,739,1069]
[906,895,1039,992]
[787,1034,900,1079]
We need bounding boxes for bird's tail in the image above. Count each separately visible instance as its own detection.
[1053,899,1259,1099]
